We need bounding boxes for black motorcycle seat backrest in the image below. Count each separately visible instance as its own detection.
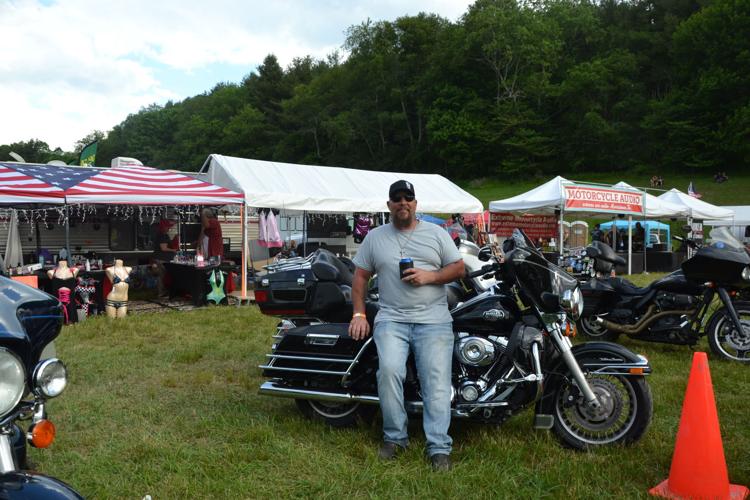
[311,249,354,286]
[590,241,626,266]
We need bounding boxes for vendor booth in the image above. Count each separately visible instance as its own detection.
[0,162,244,314]
[199,154,484,297]
[488,176,687,274]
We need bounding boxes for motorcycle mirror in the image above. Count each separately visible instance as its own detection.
[478,247,492,261]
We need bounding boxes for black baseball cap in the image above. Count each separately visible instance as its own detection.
[389,180,415,199]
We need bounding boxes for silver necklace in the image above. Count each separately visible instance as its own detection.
[393,221,419,257]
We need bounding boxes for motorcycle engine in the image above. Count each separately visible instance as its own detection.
[454,333,506,367]
[656,293,697,310]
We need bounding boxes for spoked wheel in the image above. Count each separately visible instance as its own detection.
[552,374,652,450]
[295,399,376,428]
[707,302,750,363]
[577,316,620,342]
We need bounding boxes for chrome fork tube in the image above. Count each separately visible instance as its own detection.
[549,326,599,407]
[0,433,17,472]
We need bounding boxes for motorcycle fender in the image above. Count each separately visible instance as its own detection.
[0,471,84,499]
[533,342,652,427]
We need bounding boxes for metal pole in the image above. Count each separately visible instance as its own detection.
[64,204,70,260]
[241,203,247,298]
[627,215,632,275]
[559,208,564,255]
[303,210,307,257]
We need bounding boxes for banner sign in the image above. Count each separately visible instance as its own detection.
[564,186,643,214]
[79,140,98,167]
[489,212,558,239]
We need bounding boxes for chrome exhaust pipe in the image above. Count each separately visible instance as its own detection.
[259,381,380,405]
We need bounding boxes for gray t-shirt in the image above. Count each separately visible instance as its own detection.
[353,221,462,324]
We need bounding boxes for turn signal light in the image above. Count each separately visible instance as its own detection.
[564,322,576,337]
[629,368,645,375]
[29,420,56,448]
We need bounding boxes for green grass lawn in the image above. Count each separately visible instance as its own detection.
[33,290,750,499]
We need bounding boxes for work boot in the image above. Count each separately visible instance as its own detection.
[378,442,404,460]
[430,454,451,472]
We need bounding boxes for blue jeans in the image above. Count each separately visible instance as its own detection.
[373,321,454,457]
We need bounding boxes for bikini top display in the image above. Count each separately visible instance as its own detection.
[112,275,131,285]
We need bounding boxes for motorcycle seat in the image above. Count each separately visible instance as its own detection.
[609,277,651,296]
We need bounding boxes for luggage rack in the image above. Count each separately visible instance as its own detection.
[262,254,314,273]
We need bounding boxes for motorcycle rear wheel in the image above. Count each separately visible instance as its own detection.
[295,399,377,428]
[552,374,652,450]
[706,301,750,364]
[576,316,620,342]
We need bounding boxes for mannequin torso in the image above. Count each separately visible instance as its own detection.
[105,259,132,318]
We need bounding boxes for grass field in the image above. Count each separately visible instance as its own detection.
[32,283,750,499]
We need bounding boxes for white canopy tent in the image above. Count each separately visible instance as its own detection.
[200,154,483,213]
[489,177,687,274]
[706,206,750,226]
[200,154,483,298]
[657,188,735,221]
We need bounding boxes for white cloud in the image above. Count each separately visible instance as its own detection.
[0,0,473,151]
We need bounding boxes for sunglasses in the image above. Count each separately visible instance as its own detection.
[390,194,415,203]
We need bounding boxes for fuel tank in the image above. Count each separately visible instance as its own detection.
[0,277,63,373]
[451,291,519,335]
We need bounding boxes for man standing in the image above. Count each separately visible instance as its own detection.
[348,180,465,471]
[198,208,224,260]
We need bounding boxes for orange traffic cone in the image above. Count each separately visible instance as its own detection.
[650,352,749,500]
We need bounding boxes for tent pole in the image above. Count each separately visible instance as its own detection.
[559,207,564,255]
[241,203,247,298]
[627,215,632,275]
[64,205,70,261]
[303,210,307,257]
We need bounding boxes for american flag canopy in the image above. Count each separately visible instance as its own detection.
[0,162,73,203]
[0,163,243,205]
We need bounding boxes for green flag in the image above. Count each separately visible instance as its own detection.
[79,141,98,166]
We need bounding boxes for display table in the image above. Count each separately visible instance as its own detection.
[163,262,229,306]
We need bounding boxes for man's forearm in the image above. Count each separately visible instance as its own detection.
[351,272,369,314]
[431,260,465,285]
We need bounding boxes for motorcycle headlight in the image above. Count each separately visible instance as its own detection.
[0,348,26,417]
[742,266,750,282]
[560,286,584,320]
[33,358,68,398]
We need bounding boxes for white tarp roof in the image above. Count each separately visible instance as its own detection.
[613,182,688,218]
[488,176,684,218]
[200,154,483,213]
[706,206,750,226]
[488,176,570,214]
[657,188,734,221]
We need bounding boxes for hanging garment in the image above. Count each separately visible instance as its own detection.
[353,214,372,244]
[257,208,269,248]
[264,210,283,248]
[50,277,77,324]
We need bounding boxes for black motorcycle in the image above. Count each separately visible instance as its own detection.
[576,226,750,363]
[256,229,653,449]
[0,277,82,498]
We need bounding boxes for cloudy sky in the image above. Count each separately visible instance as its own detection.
[0,0,473,152]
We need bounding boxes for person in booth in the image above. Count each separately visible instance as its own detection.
[152,219,179,298]
[348,180,465,472]
[198,208,223,261]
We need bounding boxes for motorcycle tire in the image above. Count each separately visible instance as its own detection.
[706,301,750,364]
[576,316,620,342]
[295,399,377,428]
[552,374,653,450]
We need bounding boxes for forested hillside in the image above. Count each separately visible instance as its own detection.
[4,0,749,177]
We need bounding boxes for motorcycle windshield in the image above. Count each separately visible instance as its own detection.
[708,226,744,252]
[506,229,578,313]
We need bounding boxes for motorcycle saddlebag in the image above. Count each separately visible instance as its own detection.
[255,268,318,317]
[262,323,368,379]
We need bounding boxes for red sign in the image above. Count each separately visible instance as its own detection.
[489,212,558,239]
[564,186,643,214]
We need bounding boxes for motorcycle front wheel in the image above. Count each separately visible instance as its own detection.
[295,399,377,428]
[552,374,652,450]
[576,316,619,342]
[706,301,750,363]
